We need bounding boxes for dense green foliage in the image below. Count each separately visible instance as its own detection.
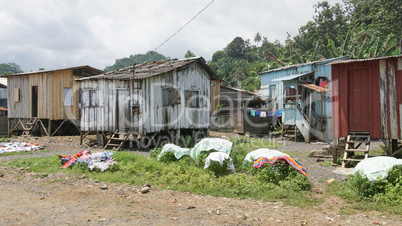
[327,166,402,214]
[0,62,23,75]
[184,50,196,58]
[104,51,169,72]
[208,0,401,91]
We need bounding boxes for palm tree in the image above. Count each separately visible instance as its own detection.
[254,33,262,46]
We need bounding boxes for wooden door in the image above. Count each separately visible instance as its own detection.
[233,108,244,134]
[347,68,371,132]
[116,89,130,132]
[32,86,38,118]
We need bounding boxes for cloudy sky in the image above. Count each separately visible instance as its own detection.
[0,0,342,72]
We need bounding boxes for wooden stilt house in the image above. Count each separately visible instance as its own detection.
[4,66,103,136]
[75,57,220,149]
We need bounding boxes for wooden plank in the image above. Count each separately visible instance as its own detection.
[388,61,398,139]
[379,60,389,139]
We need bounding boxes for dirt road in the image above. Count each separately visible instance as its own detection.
[0,135,400,225]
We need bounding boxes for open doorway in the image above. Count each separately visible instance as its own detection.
[32,86,38,117]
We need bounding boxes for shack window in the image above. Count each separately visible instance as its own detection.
[89,90,98,107]
[63,88,73,106]
[185,90,199,108]
[162,88,170,106]
[132,80,141,89]
[82,89,98,107]
[162,88,180,106]
[14,88,20,102]
[315,77,328,88]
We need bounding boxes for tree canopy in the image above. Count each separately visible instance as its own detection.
[104,51,169,72]
[184,50,196,58]
[207,0,401,92]
[0,62,23,75]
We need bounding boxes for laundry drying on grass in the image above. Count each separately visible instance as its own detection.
[58,150,115,172]
[253,155,307,176]
[0,142,39,154]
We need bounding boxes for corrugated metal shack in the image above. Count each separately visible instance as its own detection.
[260,56,348,143]
[210,86,270,135]
[4,66,103,136]
[0,78,7,108]
[76,57,220,149]
[0,79,7,135]
[331,55,402,156]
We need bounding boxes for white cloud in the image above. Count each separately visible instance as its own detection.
[0,0,343,72]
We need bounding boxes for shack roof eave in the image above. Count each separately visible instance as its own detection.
[2,65,103,78]
[76,56,219,82]
[328,55,402,65]
[260,56,349,74]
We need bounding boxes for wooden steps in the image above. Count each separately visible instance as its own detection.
[104,130,130,151]
[342,132,370,168]
[22,117,38,136]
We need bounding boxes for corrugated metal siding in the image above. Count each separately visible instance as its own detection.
[261,57,348,141]
[0,88,7,99]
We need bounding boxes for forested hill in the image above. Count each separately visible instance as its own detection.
[208,0,401,90]
[103,51,169,72]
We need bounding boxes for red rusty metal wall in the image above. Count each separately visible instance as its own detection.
[332,60,382,139]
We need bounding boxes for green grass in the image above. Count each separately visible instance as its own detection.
[0,150,48,157]
[318,161,332,167]
[229,136,282,151]
[0,137,11,142]
[326,167,402,215]
[2,148,317,208]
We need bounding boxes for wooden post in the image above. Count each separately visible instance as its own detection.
[384,139,391,156]
[391,139,398,156]
[48,120,52,136]
[332,138,339,165]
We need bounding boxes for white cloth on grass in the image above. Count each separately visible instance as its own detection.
[190,138,233,160]
[204,152,235,173]
[157,143,191,160]
[353,156,402,182]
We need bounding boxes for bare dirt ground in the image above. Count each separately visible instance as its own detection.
[0,134,401,225]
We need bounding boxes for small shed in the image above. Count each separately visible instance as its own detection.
[76,57,220,148]
[4,66,103,136]
[210,86,270,135]
[331,55,402,156]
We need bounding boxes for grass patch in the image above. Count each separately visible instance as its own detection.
[318,161,332,167]
[326,166,402,215]
[2,149,316,208]
[0,137,11,142]
[229,136,282,151]
[0,150,47,157]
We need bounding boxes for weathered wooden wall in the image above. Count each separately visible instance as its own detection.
[80,79,129,132]
[210,80,220,115]
[80,62,211,134]
[7,69,80,120]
